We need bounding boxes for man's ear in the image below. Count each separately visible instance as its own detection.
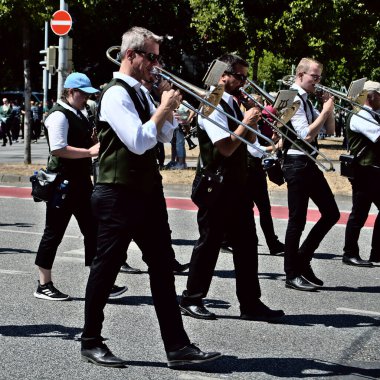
[126,49,135,61]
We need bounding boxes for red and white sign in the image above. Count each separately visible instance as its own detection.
[50,10,72,36]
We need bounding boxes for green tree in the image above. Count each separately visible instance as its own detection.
[0,0,57,164]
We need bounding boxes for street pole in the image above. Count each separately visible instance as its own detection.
[57,0,68,100]
[43,21,49,110]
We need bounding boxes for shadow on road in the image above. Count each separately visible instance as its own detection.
[0,324,81,340]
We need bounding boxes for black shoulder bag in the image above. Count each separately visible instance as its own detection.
[191,156,224,208]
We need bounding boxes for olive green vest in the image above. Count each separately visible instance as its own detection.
[46,103,93,179]
[346,110,380,167]
[197,98,247,185]
[96,78,161,192]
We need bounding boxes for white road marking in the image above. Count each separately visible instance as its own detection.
[337,307,380,317]
[0,269,30,275]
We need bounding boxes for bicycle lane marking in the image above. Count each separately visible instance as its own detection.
[0,186,375,228]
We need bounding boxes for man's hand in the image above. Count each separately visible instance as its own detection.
[160,89,182,112]
[243,106,261,127]
[322,96,335,115]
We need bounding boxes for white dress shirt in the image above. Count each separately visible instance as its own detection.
[350,105,380,143]
[99,72,177,155]
[44,100,85,151]
[198,90,240,143]
[288,84,320,155]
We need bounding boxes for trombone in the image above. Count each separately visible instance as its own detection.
[106,46,276,158]
[281,75,380,126]
[241,79,336,172]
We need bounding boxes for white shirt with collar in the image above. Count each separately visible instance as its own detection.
[45,100,86,151]
[288,83,321,155]
[198,90,240,144]
[99,72,177,155]
[350,105,380,143]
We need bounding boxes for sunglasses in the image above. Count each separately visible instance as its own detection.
[226,71,248,82]
[134,49,161,63]
[303,72,322,81]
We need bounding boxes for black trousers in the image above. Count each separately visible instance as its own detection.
[82,183,190,352]
[282,155,340,280]
[183,183,261,313]
[35,177,96,269]
[247,162,280,250]
[344,165,380,260]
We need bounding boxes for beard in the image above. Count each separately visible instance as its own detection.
[229,87,241,97]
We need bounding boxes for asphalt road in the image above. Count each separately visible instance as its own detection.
[0,139,379,380]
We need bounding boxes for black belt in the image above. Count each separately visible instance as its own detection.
[284,155,316,164]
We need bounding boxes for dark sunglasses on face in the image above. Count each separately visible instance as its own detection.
[134,49,161,63]
[225,71,248,82]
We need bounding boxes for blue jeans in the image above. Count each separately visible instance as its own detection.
[175,128,186,159]
[282,155,340,279]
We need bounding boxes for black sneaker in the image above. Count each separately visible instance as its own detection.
[109,284,128,298]
[301,264,324,287]
[167,343,222,367]
[34,281,70,301]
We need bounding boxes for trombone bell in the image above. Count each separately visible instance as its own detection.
[202,84,225,117]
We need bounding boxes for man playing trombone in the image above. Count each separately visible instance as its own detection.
[282,57,340,291]
[180,53,285,322]
[81,26,221,368]
[342,80,380,266]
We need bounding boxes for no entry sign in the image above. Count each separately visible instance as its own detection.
[50,10,72,36]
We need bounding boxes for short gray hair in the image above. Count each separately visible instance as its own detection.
[120,26,163,60]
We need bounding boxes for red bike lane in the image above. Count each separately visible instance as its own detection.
[2,186,374,228]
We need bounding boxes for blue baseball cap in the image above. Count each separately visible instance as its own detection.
[64,73,99,94]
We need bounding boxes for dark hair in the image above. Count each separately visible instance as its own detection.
[218,53,249,73]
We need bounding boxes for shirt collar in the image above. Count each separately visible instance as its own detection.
[291,83,308,99]
[113,72,142,92]
[57,99,81,114]
[222,91,236,108]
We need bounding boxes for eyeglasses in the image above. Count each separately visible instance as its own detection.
[226,71,248,82]
[134,49,161,63]
[303,72,322,81]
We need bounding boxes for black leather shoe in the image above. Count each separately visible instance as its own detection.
[81,343,127,368]
[179,304,216,320]
[167,343,222,367]
[240,300,285,322]
[342,255,373,267]
[172,261,190,274]
[301,264,324,286]
[120,263,142,274]
[285,276,318,291]
[269,241,285,255]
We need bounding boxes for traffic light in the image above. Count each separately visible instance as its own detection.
[39,46,57,74]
